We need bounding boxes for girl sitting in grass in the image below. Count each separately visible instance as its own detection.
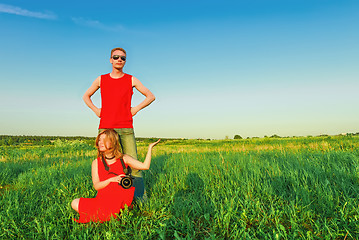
[71,129,160,223]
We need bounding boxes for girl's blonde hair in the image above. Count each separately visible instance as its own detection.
[95,129,123,159]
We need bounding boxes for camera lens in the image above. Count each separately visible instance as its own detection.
[123,178,131,186]
[120,176,133,189]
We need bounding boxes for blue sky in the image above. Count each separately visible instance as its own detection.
[0,0,358,139]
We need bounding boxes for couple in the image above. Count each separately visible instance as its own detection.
[71,47,159,223]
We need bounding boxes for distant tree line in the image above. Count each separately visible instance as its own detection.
[1,132,358,146]
[0,135,95,146]
[234,132,359,140]
[0,135,185,147]
[234,135,242,139]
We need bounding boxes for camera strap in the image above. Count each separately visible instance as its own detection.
[119,157,132,175]
[101,156,131,175]
[101,156,110,171]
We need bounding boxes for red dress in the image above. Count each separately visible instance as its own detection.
[74,158,135,223]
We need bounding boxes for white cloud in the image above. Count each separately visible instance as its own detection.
[71,17,124,32]
[0,4,56,20]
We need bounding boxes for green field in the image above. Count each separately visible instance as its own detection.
[1,135,359,239]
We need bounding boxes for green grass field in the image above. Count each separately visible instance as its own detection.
[1,135,358,239]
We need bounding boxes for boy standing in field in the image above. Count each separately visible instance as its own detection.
[83,47,155,199]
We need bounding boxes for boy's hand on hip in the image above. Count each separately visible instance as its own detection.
[131,107,139,116]
[94,108,101,118]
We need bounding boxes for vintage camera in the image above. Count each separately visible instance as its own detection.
[119,175,134,189]
[102,156,134,189]
[119,165,134,189]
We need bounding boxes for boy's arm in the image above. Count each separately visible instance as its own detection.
[83,76,101,118]
[131,76,156,116]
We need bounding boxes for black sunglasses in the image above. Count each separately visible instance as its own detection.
[112,55,126,61]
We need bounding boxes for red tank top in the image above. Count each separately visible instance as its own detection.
[99,73,133,128]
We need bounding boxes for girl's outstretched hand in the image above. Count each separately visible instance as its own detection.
[149,139,161,148]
